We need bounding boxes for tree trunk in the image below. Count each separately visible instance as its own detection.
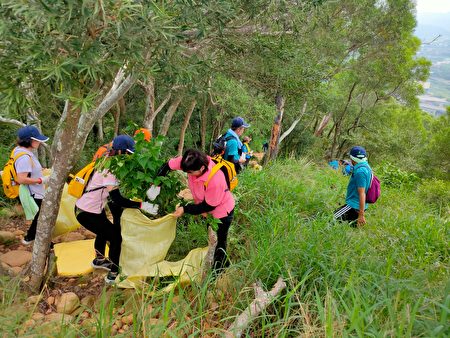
[328,81,357,160]
[96,118,104,141]
[264,93,285,165]
[177,99,196,156]
[29,70,136,291]
[113,103,121,137]
[200,101,208,151]
[158,96,182,137]
[315,112,332,137]
[279,101,307,144]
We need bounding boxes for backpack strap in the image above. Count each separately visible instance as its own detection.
[12,150,33,170]
[204,162,223,189]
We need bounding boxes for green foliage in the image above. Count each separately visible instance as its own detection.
[417,179,450,216]
[377,161,421,188]
[101,135,182,215]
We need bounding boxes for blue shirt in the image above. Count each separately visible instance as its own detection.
[223,129,242,162]
[346,162,371,210]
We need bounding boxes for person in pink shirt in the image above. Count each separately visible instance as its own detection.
[158,149,235,274]
[75,135,159,284]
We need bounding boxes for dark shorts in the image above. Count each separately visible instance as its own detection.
[334,204,359,225]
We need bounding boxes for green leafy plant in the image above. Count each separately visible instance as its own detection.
[101,135,182,216]
[378,161,420,187]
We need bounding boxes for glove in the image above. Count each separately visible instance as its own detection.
[140,202,159,215]
[146,185,161,201]
[40,176,50,184]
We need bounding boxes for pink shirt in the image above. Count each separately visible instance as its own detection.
[75,170,118,214]
[168,157,235,219]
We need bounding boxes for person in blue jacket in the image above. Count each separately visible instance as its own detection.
[333,146,372,227]
[223,116,250,173]
[339,159,353,176]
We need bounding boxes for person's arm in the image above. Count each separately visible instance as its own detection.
[172,201,215,218]
[107,187,141,209]
[16,172,43,185]
[357,187,366,226]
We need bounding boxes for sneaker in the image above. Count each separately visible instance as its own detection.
[91,258,113,271]
[21,237,34,245]
[105,271,118,285]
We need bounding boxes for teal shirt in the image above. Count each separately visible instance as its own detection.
[346,162,371,210]
[223,130,241,162]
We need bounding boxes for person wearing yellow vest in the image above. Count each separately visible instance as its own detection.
[241,136,253,166]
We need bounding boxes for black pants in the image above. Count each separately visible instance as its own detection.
[25,198,43,241]
[76,209,121,273]
[213,209,234,272]
[334,204,359,226]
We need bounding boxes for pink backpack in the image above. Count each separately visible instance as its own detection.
[366,172,381,203]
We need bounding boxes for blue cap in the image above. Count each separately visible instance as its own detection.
[349,146,367,159]
[231,117,250,129]
[17,126,49,142]
[112,135,135,154]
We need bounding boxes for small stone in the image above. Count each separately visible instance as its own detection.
[47,296,55,305]
[56,292,79,314]
[13,229,25,236]
[81,295,96,308]
[11,266,22,276]
[23,319,35,328]
[45,313,73,324]
[0,231,16,243]
[0,250,32,267]
[121,314,133,325]
[27,295,42,305]
[60,232,85,242]
[32,313,45,321]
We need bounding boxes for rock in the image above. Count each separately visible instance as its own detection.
[47,296,55,305]
[32,312,45,321]
[121,314,133,325]
[84,230,96,239]
[23,319,36,328]
[81,295,96,308]
[45,313,74,324]
[56,292,79,314]
[0,231,15,244]
[60,232,86,242]
[13,229,25,236]
[0,250,32,267]
[27,295,42,305]
[11,266,22,275]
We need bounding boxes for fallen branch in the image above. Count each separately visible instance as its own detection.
[226,277,287,337]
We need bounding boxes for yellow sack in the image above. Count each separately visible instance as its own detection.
[54,239,108,277]
[118,209,207,289]
[53,184,81,237]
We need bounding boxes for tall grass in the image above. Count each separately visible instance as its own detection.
[0,159,448,336]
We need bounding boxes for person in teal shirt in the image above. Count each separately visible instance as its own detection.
[334,146,372,227]
[223,117,250,173]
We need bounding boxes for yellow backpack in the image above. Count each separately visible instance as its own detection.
[1,149,31,199]
[67,162,97,198]
[205,155,238,192]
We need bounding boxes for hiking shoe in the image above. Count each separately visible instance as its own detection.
[21,237,34,245]
[91,258,113,271]
[105,271,118,285]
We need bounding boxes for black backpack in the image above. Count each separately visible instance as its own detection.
[211,134,234,156]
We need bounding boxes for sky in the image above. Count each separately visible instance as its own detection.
[416,0,450,13]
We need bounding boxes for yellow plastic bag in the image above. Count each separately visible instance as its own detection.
[53,184,81,237]
[118,209,207,289]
